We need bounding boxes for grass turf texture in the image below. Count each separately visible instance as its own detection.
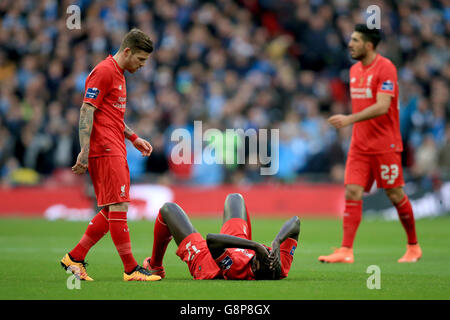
[0,216,449,300]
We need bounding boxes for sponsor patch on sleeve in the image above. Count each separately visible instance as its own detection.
[218,255,233,270]
[381,80,394,91]
[290,245,297,256]
[85,87,100,99]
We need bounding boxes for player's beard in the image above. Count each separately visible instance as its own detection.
[350,48,367,61]
[128,64,140,73]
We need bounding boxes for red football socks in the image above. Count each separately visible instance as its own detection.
[341,199,363,248]
[150,211,173,267]
[69,208,109,261]
[109,211,138,274]
[395,195,418,245]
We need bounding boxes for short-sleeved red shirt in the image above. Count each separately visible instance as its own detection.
[214,239,297,280]
[215,219,298,280]
[83,55,127,158]
[349,54,402,154]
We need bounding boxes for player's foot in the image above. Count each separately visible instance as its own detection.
[398,244,422,263]
[60,253,94,281]
[143,257,166,279]
[318,247,354,263]
[123,265,162,281]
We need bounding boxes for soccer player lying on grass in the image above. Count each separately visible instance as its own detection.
[142,193,300,280]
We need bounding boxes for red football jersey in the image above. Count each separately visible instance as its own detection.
[216,248,256,280]
[349,54,402,154]
[215,238,298,280]
[83,55,127,158]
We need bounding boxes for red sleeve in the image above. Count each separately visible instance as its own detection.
[83,66,112,109]
[376,62,397,96]
[279,238,298,279]
[215,249,255,280]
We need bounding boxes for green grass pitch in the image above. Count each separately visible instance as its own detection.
[0,215,449,300]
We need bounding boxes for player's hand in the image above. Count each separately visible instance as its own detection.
[133,137,153,157]
[269,240,281,270]
[254,243,272,268]
[328,114,353,129]
[254,243,270,260]
[72,151,88,175]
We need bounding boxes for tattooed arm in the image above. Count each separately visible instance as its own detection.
[124,122,135,141]
[124,122,153,157]
[72,102,96,175]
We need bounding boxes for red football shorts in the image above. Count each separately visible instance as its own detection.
[175,218,251,280]
[176,233,222,280]
[345,151,404,192]
[219,217,251,240]
[88,156,130,207]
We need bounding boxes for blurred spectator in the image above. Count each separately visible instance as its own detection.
[0,0,448,187]
[413,134,439,176]
[438,124,450,176]
[411,134,440,189]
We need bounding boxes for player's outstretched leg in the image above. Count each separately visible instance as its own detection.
[60,207,110,281]
[107,202,161,281]
[143,202,197,278]
[223,193,252,239]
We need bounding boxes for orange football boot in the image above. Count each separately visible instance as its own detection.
[143,257,166,279]
[398,244,422,263]
[123,265,162,281]
[318,247,354,263]
[60,253,94,281]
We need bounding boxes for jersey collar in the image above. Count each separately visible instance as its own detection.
[108,55,125,74]
[361,53,379,70]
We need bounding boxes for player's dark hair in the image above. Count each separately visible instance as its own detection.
[120,28,153,54]
[354,24,381,49]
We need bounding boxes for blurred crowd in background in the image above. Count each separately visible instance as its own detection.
[0,0,449,189]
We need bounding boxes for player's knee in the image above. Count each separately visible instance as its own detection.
[292,216,300,237]
[294,216,300,228]
[161,202,187,224]
[109,202,129,212]
[345,185,363,200]
[225,193,244,203]
[385,188,404,204]
[160,202,177,217]
[225,193,245,211]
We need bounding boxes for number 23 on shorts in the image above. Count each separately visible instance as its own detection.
[380,164,399,185]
